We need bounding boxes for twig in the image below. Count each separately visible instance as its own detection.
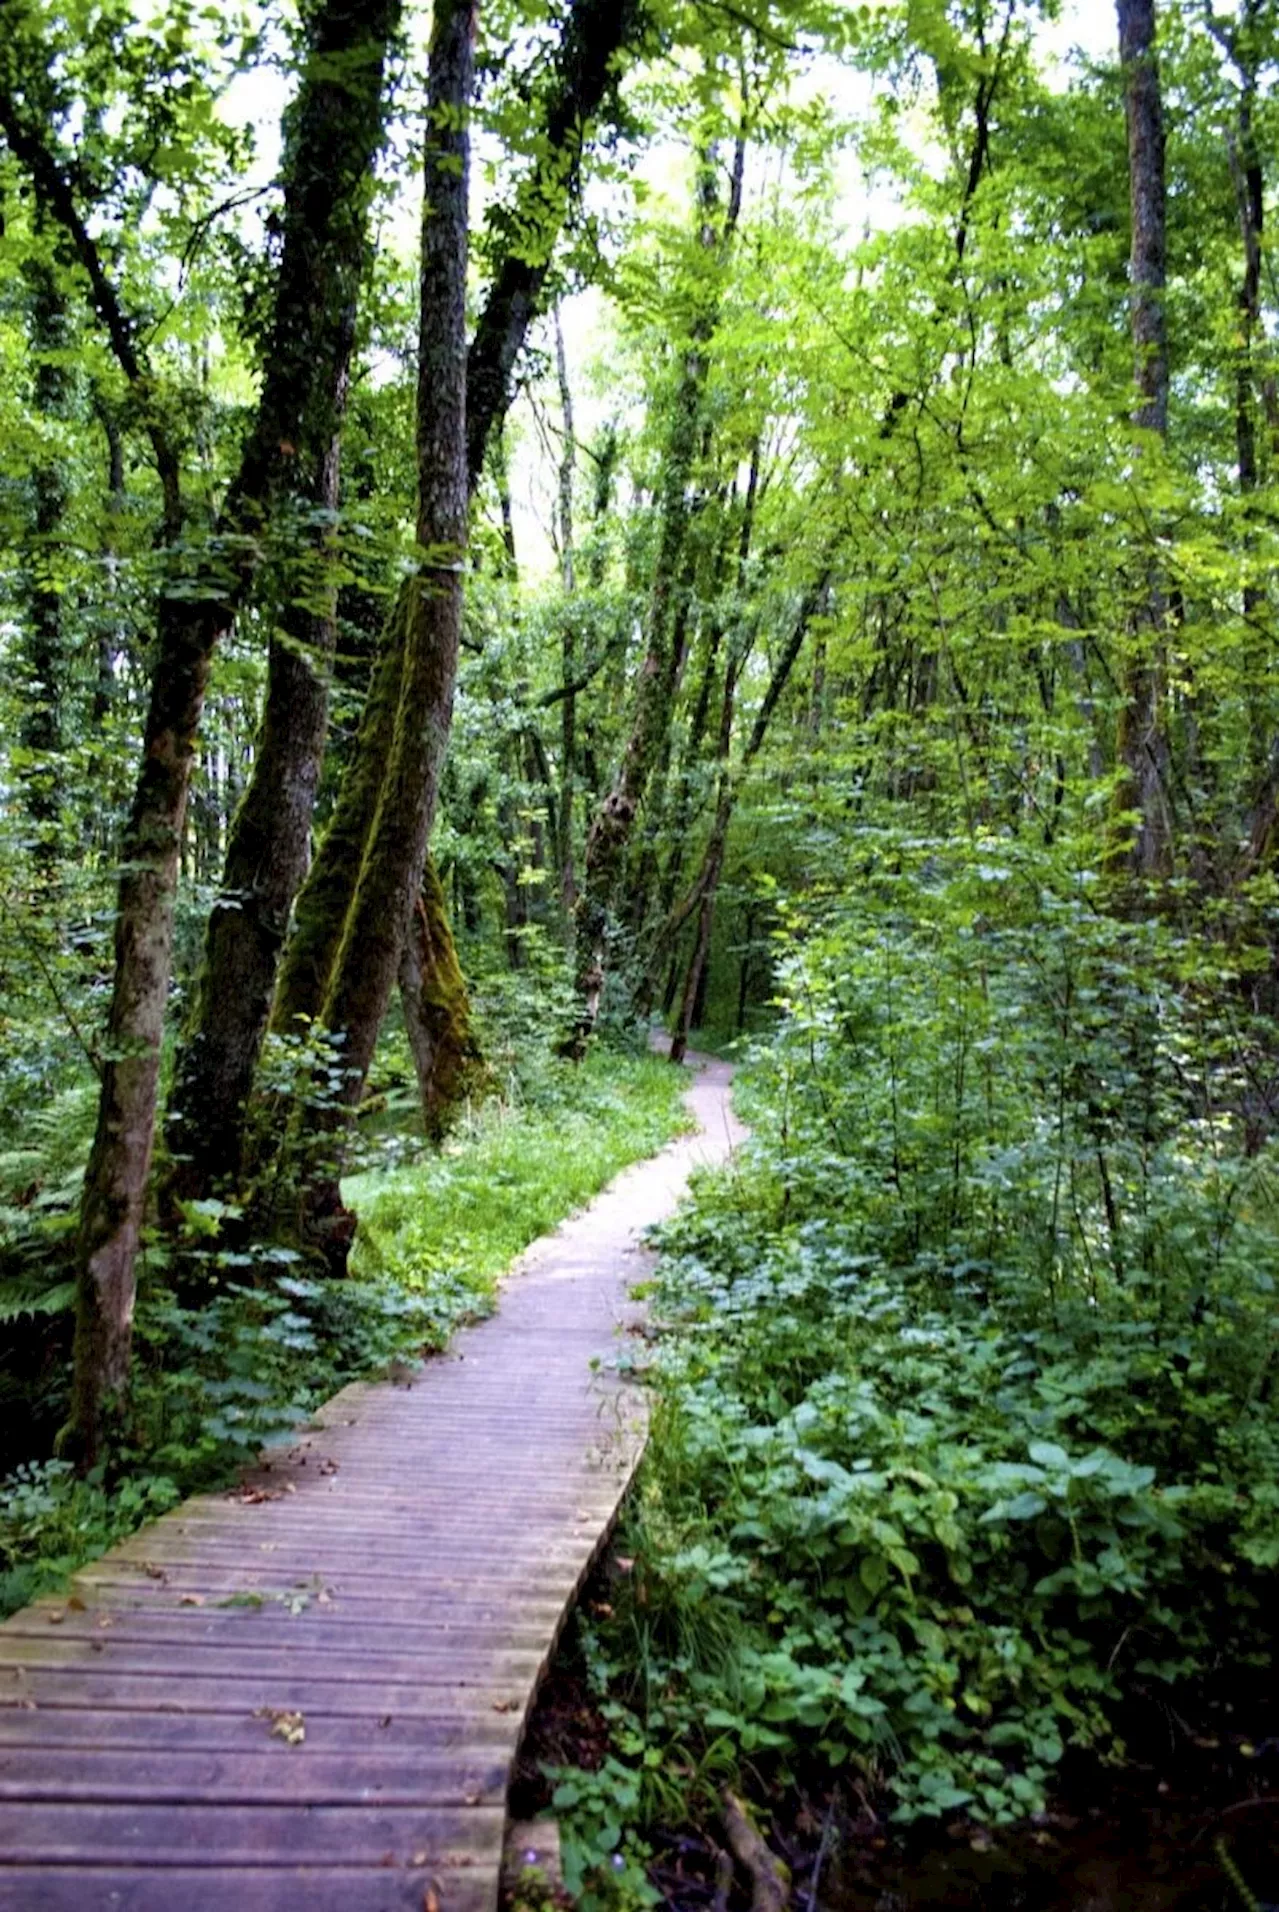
[805,1799,837,1912]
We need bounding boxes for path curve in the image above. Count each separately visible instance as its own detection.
[0,1053,744,1912]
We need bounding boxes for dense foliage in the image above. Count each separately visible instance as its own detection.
[556,836,1273,1885]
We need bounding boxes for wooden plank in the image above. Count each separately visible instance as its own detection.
[0,1639,547,1683]
[0,1671,531,1715]
[0,1747,510,1804]
[0,1709,514,1754]
[0,1800,505,1864]
[2,1613,557,1653]
[0,1867,493,1912]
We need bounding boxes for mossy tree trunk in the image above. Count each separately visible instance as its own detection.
[399,854,484,1140]
[287,0,473,1263]
[163,0,400,1208]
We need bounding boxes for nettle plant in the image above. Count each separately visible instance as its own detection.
[589,839,1276,1823]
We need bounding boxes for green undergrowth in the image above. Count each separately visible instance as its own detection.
[547,847,1277,1905]
[346,1046,692,1294]
[0,1045,691,1619]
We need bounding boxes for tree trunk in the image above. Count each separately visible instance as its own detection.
[665,571,830,1062]
[465,0,647,486]
[19,258,72,884]
[163,0,400,1207]
[290,0,472,1257]
[567,148,734,1055]
[555,308,579,918]
[398,853,483,1141]
[1111,0,1173,882]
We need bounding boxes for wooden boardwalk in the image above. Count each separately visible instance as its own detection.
[0,1056,743,1911]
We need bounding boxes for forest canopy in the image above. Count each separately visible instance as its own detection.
[0,0,1275,1863]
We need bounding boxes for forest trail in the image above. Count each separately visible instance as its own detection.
[0,1052,744,1912]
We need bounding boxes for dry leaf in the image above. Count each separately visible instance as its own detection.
[179,1594,204,1607]
[256,1706,306,1746]
[66,1595,86,1612]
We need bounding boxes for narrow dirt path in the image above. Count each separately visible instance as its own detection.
[0,1053,744,1912]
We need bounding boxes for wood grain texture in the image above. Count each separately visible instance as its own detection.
[0,1055,743,1911]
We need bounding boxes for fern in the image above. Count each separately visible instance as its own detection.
[0,1271,75,1323]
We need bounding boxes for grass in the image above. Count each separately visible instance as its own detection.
[344,1046,694,1303]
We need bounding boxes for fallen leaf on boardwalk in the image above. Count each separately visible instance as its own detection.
[143,1563,167,1581]
[256,1707,306,1746]
[491,1698,520,1713]
[67,1595,85,1611]
[46,1610,64,1624]
[96,1615,113,1630]
[319,1458,340,1476]
[411,1851,430,1866]
[179,1594,205,1607]
[316,1587,333,1605]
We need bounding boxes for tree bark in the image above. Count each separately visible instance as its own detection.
[398,853,483,1140]
[1111,0,1173,882]
[162,0,401,1207]
[466,0,648,487]
[285,0,473,1260]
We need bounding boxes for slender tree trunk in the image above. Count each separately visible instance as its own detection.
[567,147,737,1054]
[1111,0,1173,882]
[667,571,830,1062]
[19,258,73,883]
[1218,4,1276,830]
[555,308,579,918]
